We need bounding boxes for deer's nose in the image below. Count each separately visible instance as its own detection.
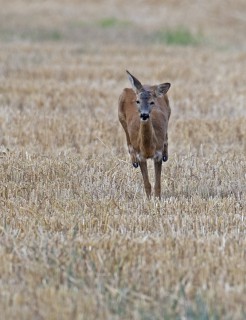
[140,113,149,121]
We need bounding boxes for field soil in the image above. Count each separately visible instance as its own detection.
[0,1,245,319]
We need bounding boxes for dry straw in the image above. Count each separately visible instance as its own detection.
[0,1,245,319]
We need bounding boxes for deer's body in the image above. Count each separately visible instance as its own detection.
[118,71,171,198]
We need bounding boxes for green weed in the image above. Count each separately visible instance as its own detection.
[98,17,130,28]
[154,27,203,46]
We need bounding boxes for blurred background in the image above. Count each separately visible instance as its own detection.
[1,0,246,49]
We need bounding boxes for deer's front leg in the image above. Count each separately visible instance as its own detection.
[154,160,162,199]
[128,145,138,168]
[139,161,151,198]
[119,118,139,168]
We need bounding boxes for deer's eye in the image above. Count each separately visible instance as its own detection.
[136,100,140,104]
[150,101,155,105]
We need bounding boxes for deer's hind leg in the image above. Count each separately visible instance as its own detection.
[139,161,151,198]
[154,160,162,199]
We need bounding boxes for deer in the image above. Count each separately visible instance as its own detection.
[118,70,171,199]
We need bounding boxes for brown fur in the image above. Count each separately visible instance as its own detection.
[118,83,171,198]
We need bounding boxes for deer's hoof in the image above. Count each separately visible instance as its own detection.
[133,162,139,168]
[163,155,168,162]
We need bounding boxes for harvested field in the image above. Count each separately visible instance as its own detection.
[0,1,245,319]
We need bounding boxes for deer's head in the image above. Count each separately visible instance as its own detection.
[126,70,171,121]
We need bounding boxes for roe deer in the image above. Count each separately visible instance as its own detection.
[118,70,171,199]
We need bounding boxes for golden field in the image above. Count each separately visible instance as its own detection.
[0,1,245,319]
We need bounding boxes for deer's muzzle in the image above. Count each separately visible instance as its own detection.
[140,113,150,121]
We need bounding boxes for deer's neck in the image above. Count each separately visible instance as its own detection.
[139,120,156,158]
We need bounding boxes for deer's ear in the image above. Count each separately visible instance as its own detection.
[156,83,171,96]
[126,70,143,92]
